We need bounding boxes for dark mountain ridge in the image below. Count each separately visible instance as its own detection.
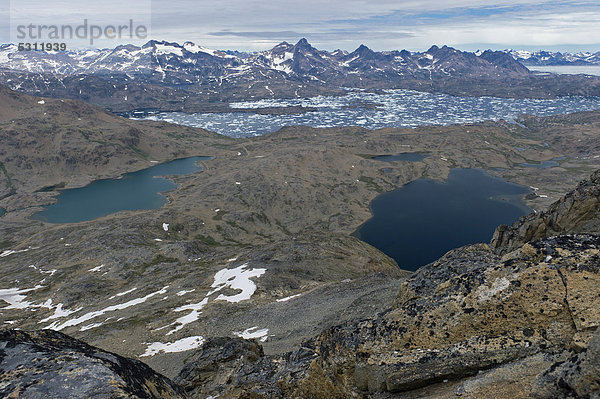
[3,39,598,112]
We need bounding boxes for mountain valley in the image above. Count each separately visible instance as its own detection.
[1,31,600,398]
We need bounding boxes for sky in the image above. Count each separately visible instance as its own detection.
[2,0,600,52]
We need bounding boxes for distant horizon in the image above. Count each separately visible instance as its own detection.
[2,1,600,54]
[2,38,600,55]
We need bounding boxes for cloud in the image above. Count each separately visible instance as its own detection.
[3,0,600,52]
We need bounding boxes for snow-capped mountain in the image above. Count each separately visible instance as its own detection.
[506,49,600,66]
[0,39,535,111]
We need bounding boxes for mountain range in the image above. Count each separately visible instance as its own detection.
[506,49,600,66]
[5,39,600,112]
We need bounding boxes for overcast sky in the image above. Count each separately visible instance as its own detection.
[3,0,600,52]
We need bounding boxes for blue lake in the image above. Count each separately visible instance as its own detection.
[354,169,532,271]
[518,156,566,169]
[32,156,211,223]
[0,208,4,217]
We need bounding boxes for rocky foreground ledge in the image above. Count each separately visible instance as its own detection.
[3,170,600,398]
[2,235,599,398]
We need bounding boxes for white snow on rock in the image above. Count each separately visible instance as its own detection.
[39,303,80,323]
[47,286,169,330]
[162,223,169,232]
[0,286,43,309]
[141,335,205,357]
[234,326,269,342]
[208,263,266,303]
[0,247,33,258]
[89,264,105,272]
[80,322,103,331]
[167,297,209,335]
[154,43,184,57]
[108,287,138,300]
[276,293,302,302]
[37,100,45,104]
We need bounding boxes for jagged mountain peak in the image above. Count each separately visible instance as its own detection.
[295,38,311,48]
[427,44,440,53]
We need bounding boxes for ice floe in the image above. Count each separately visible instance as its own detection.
[141,335,205,357]
[142,89,600,138]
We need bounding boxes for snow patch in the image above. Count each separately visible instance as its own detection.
[48,286,169,330]
[89,264,105,272]
[162,223,169,232]
[167,298,209,335]
[0,286,43,309]
[0,247,33,258]
[208,263,266,303]
[276,293,302,302]
[108,287,138,300]
[234,326,269,342]
[141,335,205,357]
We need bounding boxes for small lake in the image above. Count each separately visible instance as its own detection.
[354,169,532,271]
[0,208,4,217]
[372,153,429,162]
[32,157,211,223]
[517,156,566,169]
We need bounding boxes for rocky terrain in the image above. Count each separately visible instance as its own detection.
[3,171,600,398]
[3,40,600,113]
[0,329,185,398]
[2,84,600,397]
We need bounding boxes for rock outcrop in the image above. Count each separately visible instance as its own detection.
[491,169,600,253]
[164,234,600,398]
[2,237,600,397]
[0,329,185,398]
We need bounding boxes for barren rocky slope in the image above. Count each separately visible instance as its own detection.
[2,85,600,397]
[167,170,600,398]
[3,171,600,398]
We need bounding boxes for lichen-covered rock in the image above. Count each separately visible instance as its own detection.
[0,329,185,398]
[172,235,600,398]
[532,326,600,398]
[299,234,600,397]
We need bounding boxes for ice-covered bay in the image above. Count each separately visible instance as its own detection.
[138,89,600,137]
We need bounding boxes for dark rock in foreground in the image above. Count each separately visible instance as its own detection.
[0,329,185,398]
